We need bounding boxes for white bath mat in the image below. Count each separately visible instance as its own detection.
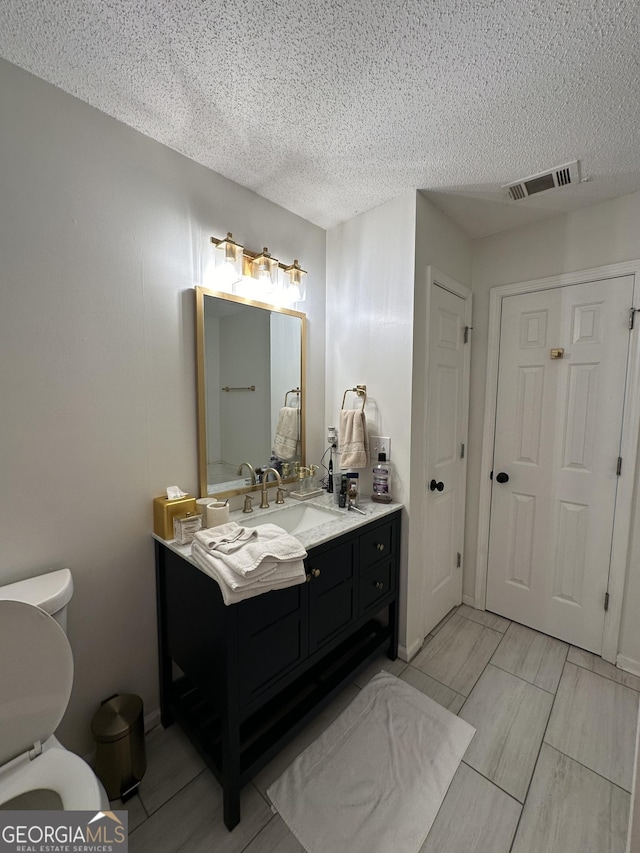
[267,671,475,853]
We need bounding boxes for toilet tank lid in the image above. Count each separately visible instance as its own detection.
[0,569,73,615]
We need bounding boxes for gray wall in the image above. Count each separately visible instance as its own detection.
[0,58,326,754]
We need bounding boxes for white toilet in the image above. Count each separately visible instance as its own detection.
[0,569,109,810]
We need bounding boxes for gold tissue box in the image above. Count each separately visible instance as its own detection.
[153,495,197,540]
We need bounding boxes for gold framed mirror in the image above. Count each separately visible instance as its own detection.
[195,286,306,499]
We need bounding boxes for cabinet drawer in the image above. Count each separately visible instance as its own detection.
[360,521,393,571]
[359,560,392,615]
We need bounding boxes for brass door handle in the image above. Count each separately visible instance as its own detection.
[375,543,385,551]
[374,581,384,590]
[311,568,321,578]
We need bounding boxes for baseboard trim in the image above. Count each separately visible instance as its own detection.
[462,594,476,608]
[617,655,640,678]
[399,638,423,663]
[144,708,161,734]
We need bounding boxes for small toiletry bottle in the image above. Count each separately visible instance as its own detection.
[270,453,282,475]
[372,453,392,503]
[173,511,203,544]
[348,472,359,506]
[338,474,348,508]
[327,456,334,494]
[308,464,319,491]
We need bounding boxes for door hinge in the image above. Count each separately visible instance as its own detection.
[604,592,610,612]
[617,457,622,476]
[460,443,465,459]
[457,552,462,568]
[464,325,473,344]
[629,308,639,330]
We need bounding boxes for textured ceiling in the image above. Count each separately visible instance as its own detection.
[1,0,639,237]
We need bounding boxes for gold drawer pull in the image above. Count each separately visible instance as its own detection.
[374,581,384,590]
[306,568,321,582]
[375,543,385,551]
[306,573,312,583]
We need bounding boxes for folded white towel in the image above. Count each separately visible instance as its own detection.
[192,542,304,588]
[203,522,307,575]
[194,522,256,550]
[339,409,370,469]
[274,407,299,460]
[194,522,257,553]
[191,541,306,605]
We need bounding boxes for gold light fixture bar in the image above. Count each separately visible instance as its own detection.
[210,235,307,281]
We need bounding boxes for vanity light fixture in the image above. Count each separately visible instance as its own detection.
[283,259,307,303]
[212,232,243,290]
[252,247,279,292]
[209,234,307,305]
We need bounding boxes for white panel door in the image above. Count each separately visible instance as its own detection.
[486,276,633,652]
[423,284,467,633]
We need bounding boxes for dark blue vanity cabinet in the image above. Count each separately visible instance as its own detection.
[154,510,400,830]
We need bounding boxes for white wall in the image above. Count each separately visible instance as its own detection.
[408,193,473,652]
[0,58,326,754]
[326,192,416,651]
[468,191,640,667]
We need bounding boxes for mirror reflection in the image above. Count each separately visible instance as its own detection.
[196,287,306,498]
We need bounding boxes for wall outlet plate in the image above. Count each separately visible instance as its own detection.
[371,436,391,460]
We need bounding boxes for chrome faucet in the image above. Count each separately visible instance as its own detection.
[260,467,285,508]
[237,461,257,485]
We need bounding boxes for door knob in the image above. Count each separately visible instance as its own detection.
[429,479,444,492]
[496,472,510,484]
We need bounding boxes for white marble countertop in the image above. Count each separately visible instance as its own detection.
[153,491,403,566]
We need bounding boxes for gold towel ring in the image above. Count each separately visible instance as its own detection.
[341,385,367,411]
[284,387,301,407]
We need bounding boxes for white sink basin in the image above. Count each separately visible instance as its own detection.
[242,503,343,536]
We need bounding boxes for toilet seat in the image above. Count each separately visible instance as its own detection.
[0,600,108,810]
[0,740,108,810]
[0,600,73,766]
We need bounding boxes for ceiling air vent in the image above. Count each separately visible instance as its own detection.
[503,160,581,201]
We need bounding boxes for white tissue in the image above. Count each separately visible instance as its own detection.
[166,486,188,500]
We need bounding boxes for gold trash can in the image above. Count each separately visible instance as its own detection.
[91,694,146,802]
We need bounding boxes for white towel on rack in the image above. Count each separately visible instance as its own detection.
[339,409,370,469]
[274,407,299,460]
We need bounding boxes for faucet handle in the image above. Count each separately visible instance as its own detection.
[243,495,253,513]
[276,488,285,504]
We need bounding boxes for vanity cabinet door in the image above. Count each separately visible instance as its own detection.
[238,585,307,707]
[307,540,356,653]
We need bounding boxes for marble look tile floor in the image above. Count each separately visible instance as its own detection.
[118,605,637,852]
